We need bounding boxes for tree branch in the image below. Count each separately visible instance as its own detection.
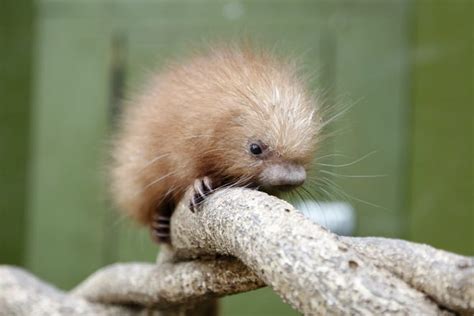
[170,188,473,314]
[72,247,263,309]
[0,265,136,315]
[341,236,474,313]
[1,188,472,315]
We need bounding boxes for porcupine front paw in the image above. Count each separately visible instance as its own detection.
[189,176,213,213]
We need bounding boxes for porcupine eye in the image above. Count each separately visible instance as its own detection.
[249,143,263,155]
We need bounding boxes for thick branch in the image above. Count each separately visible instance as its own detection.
[0,265,136,316]
[72,248,263,308]
[1,188,472,315]
[170,188,471,314]
[1,253,263,315]
[341,236,474,313]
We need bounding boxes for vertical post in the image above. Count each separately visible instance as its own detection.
[0,0,34,265]
[409,0,473,255]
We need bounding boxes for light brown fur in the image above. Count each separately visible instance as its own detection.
[110,45,321,227]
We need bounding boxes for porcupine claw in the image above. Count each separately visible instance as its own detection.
[151,211,171,243]
[151,177,212,243]
[189,176,213,213]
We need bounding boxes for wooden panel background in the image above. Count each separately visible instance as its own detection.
[0,0,34,265]
[3,0,471,315]
[26,15,111,287]
[23,2,412,314]
[409,0,473,255]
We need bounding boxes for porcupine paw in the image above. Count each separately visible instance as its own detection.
[151,212,171,243]
[189,176,213,213]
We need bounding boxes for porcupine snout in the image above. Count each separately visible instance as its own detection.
[259,163,306,192]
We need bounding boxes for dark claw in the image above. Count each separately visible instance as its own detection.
[189,199,196,213]
[189,177,213,213]
[151,213,171,243]
[202,178,212,192]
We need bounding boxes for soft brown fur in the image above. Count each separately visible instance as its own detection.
[110,45,321,226]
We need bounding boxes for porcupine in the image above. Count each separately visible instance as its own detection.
[110,45,322,243]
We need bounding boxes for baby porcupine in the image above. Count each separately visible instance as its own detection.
[110,45,322,243]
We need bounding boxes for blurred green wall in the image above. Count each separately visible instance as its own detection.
[0,0,33,265]
[409,0,473,255]
[0,0,472,315]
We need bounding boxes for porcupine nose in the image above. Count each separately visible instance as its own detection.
[260,163,306,191]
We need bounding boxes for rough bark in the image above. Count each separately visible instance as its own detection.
[170,188,472,315]
[0,265,137,316]
[0,254,262,316]
[72,247,263,308]
[341,236,474,313]
[0,188,472,315]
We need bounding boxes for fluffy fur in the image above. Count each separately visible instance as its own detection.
[110,45,321,227]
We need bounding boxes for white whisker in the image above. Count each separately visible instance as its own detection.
[316,153,350,160]
[137,153,171,172]
[316,151,377,168]
[141,171,177,192]
[316,176,388,211]
[320,170,387,179]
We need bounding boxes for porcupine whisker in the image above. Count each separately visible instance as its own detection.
[317,185,339,202]
[317,127,352,143]
[192,175,255,207]
[300,186,318,201]
[219,176,255,193]
[140,171,177,193]
[210,175,254,195]
[296,188,326,223]
[341,191,387,211]
[301,178,330,201]
[293,188,311,217]
[316,176,387,211]
[305,177,341,201]
[308,176,340,194]
[300,186,330,227]
[316,150,377,168]
[319,96,361,126]
[316,188,331,201]
[193,147,228,158]
[140,153,171,169]
[293,189,305,203]
[317,116,350,138]
[110,210,132,228]
[320,170,387,179]
[317,100,347,120]
[152,184,178,211]
[314,153,351,161]
[309,187,326,201]
[314,182,345,229]
[182,134,216,140]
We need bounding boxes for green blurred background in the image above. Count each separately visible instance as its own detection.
[1,0,472,315]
